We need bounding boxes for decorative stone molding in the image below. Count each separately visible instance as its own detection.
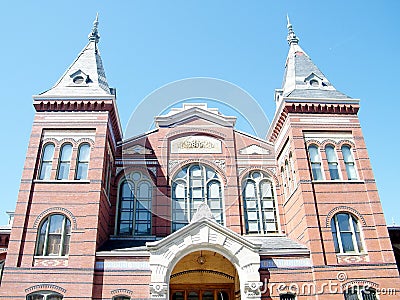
[33,207,77,230]
[336,254,369,264]
[111,288,133,296]
[33,258,68,267]
[168,160,181,173]
[244,281,263,298]
[150,283,168,299]
[147,218,262,300]
[213,160,225,171]
[191,202,215,223]
[239,145,270,155]
[123,144,153,155]
[25,284,66,294]
[326,206,366,227]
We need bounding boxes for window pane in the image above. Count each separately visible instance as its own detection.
[208,181,220,198]
[308,145,320,162]
[49,215,64,234]
[346,164,357,180]
[260,181,272,197]
[78,144,90,161]
[337,214,351,231]
[174,183,185,198]
[248,221,259,232]
[325,145,336,162]
[311,163,323,180]
[60,144,73,161]
[62,235,70,256]
[329,164,340,180]
[138,182,150,198]
[76,163,88,180]
[342,146,353,162]
[43,144,55,160]
[341,232,355,252]
[27,295,45,300]
[245,181,256,198]
[47,235,61,255]
[40,162,52,180]
[48,295,63,300]
[57,162,70,179]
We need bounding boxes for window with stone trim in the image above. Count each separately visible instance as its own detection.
[308,145,323,180]
[56,143,73,180]
[36,214,71,256]
[117,172,152,236]
[331,213,364,253]
[39,143,55,180]
[325,145,340,180]
[344,286,377,300]
[26,291,63,300]
[0,260,4,283]
[341,145,358,180]
[172,164,224,231]
[75,143,90,180]
[242,171,278,234]
[112,296,130,300]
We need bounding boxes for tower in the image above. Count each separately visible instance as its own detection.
[266,17,400,296]
[0,16,121,299]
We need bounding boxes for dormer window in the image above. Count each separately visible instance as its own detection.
[73,76,84,84]
[69,69,91,85]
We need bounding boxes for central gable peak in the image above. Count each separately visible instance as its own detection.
[154,103,236,128]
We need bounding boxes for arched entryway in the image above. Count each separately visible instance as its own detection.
[170,250,239,300]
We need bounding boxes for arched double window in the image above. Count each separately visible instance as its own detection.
[57,143,73,180]
[242,171,278,234]
[39,143,55,180]
[117,172,152,236]
[36,214,71,256]
[172,164,224,231]
[331,213,364,253]
[27,291,63,300]
[75,143,90,180]
[344,286,377,300]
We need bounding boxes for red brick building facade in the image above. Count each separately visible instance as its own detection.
[0,17,399,300]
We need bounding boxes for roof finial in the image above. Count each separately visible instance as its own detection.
[88,13,100,43]
[286,14,299,46]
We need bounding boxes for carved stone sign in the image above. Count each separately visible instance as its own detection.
[171,136,222,154]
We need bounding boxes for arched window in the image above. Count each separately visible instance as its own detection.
[39,143,55,180]
[117,172,152,235]
[57,143,73,180]
[308,145,323,180]
[344,286,377,300]
[27,291,63,300]
[172,164,223,231]
[75,143,90,180]
[341,145,357,180]
[36,214,71,256]
[331,213,364,253]
[325,145,340,180]
[242,171,278,234]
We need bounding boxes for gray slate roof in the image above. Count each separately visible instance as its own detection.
[245,236,309,253]
[281,29,351,100]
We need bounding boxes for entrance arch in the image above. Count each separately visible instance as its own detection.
[170,250,238,300]
[146,216,263,300]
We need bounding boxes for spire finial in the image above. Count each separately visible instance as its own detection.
[286,14,299,46]
[88,13,100,43]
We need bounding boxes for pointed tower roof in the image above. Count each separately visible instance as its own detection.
[281,16,350,99]
[38,14,112,97]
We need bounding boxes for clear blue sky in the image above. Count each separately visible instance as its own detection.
[0,1,398,225]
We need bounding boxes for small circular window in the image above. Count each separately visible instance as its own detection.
[73,76,84,84]
[310,79,319,87]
